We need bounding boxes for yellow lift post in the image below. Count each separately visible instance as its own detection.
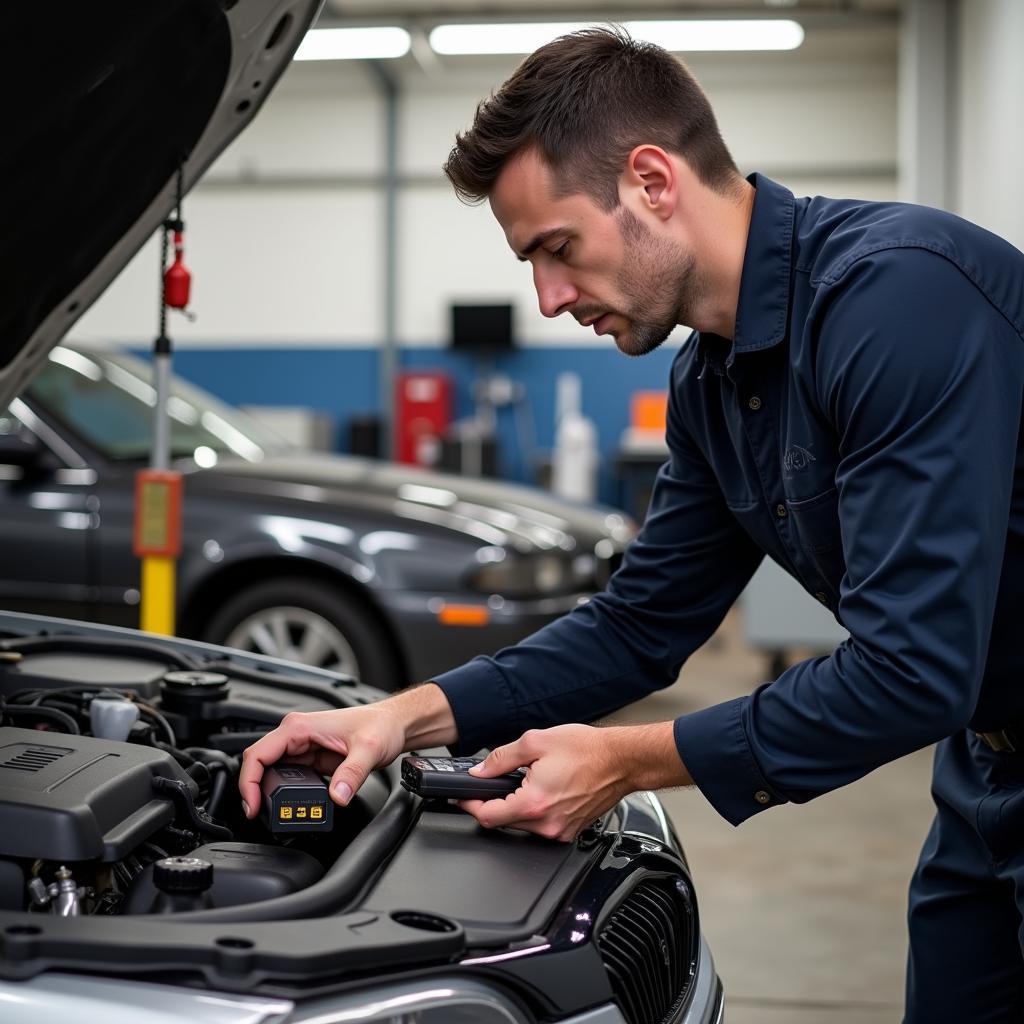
[135,169,190,635]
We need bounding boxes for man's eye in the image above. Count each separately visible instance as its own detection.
[551,242,570,260]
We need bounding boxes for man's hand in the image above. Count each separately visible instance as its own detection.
[458,721,692,842]
[238,683,457,818]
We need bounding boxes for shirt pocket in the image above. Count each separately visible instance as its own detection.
[786,487,845,590]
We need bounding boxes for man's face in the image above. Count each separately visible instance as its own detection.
[489,149,702,356]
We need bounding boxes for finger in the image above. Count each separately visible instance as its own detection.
[238,720,313,817]
[310,749,345,776]
[456,789,534,829]
[470,736,532,777]
[327,739,380,806]
[459,797,576,842]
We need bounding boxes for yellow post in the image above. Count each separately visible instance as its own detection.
[140,555,176,635]
[134,470,182,637]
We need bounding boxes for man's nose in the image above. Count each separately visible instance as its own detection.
[534,266,577,319]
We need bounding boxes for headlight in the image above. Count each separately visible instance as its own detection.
[467,549,597,598]
[288,977,531,1023]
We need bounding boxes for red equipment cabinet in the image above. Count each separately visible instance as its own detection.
[395,371,452,466]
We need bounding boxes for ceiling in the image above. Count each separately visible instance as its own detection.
[323,0,901,20]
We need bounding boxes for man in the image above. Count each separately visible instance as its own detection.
[240,28,1024,1021]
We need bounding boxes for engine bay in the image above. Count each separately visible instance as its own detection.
[0,627,385,918]
[0,614,702,1021]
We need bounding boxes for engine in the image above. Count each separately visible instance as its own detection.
[0,631,383,917]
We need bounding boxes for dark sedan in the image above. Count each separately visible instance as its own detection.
[0,343,634,690]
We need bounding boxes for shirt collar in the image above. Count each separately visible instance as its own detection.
[698,172,796,374]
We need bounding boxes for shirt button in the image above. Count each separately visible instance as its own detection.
[754,790,771,805]
[775,504,788,519]
[815,591,828,605]
[747,396,762,411]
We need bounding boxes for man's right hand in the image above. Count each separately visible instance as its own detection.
[238,682,458,818]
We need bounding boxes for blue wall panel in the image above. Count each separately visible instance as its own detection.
[134,344,679,504]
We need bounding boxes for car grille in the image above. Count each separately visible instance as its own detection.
[596,875,697,1024]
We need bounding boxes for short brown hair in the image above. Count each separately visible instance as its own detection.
[443,26,741,209]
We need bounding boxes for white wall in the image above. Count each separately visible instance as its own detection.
[74,22,899,348]
[955,0,1024,251]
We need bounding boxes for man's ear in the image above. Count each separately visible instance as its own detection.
[622,146,678,220]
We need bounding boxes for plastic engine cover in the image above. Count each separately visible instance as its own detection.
[0,726,195,862]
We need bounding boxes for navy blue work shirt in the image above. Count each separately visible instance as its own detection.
[434,174,1024,826]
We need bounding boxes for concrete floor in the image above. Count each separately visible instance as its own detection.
[607,613,935,1023]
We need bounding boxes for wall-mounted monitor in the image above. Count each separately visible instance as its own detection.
[450,302,515,352]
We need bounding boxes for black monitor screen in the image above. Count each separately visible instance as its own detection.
[450,303,514,351]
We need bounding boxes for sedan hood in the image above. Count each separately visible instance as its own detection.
[189,453,635,552]
[1,0,320,409]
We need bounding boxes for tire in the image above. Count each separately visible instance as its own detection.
[202,577,402,691]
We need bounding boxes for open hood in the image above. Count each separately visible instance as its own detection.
[1,0,321,409]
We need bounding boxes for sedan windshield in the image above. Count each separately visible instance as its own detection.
[24,345,289,464]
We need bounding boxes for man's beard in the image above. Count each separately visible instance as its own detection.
[611,206,702,358]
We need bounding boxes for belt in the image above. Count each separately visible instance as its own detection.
[975,726,1024,754]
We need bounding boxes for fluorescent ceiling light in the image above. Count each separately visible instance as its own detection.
[293,27,411,61]
[430,22,593,56]
[429,19,804,56]
[631,20,804,51]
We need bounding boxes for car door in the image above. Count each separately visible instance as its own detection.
[0,401,99,621]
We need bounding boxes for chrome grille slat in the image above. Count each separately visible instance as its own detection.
[596,875,697,1024]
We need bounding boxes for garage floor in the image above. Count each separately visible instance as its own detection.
[607,611,935,1024]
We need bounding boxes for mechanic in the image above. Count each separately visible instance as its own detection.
[240,28,1024,1021]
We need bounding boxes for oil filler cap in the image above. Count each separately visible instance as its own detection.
[154,856,214,895]
[160,671,229,712]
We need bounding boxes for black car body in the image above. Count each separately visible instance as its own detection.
[1,343,632,690]
[0,3,723,1022]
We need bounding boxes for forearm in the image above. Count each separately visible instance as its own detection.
[388,681,459,749]
[604,721,694,792]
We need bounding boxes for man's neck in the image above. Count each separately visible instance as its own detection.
[687,180,756,341]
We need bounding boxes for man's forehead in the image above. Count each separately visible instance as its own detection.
[489,150,556,221]
[490,151,587,253]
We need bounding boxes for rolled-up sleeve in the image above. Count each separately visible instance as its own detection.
[434,348,764,756]
[676,249,1024,825]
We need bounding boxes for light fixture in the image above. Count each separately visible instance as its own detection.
[429,19,804,56]
[293,26,411,61]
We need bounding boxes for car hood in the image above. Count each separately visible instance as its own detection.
[1,0,320,410]
[186,452,636,552]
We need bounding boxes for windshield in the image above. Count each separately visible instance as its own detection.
[23,345,289,464]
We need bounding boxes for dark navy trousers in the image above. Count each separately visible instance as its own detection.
[905,733,1024,1022]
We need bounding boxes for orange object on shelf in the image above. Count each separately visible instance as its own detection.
[630,390,668,432]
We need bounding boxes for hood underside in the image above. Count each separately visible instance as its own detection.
[1,0,320,408]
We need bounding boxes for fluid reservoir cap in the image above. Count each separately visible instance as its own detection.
[154,856,214,894]
[161,671,229,697]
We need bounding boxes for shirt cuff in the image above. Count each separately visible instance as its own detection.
[673,688,788,826]
[432,656,517,756]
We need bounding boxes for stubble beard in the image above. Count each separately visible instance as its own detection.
[611,207,703,358]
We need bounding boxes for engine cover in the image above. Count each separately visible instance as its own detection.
[0,727,195,862]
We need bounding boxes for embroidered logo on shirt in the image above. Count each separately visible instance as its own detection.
[783,444,816,472]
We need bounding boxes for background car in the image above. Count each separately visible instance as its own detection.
[0,341,634,691]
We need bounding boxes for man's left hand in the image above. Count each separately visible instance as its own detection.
[457,721,691,842]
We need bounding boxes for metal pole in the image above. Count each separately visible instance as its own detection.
[369,60,399,458]
[138,169,185,636]
[152,342,171,472]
